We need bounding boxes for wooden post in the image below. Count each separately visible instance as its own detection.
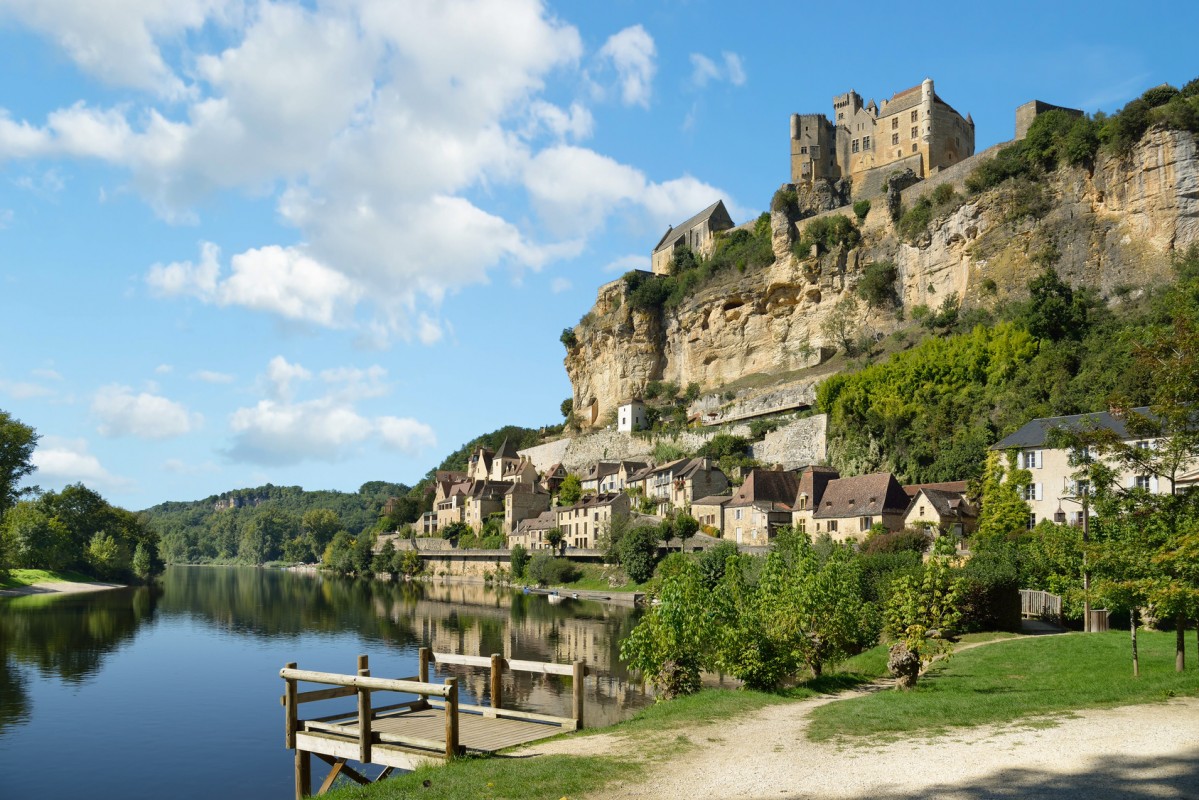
[294,749,311,799]
[357,655,372,764]
[418,647,431,683]
[284,661,298,749]
[490,653,503,710]
[572,660,585,729]
[444,677,459,759]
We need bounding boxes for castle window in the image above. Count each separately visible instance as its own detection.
[911,126,918,139]
[911,110,918,122]
[892,133,899,146]
[862,135,871,149]
[892,118,898,130]
[852,139,859,153]
[800,146,807,154]
[912,143,918,152]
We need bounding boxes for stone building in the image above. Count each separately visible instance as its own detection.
[725,468,800,545]
[650,200,735,275]
[555,492,632,550]
[790,78,975,193]
[617,399,647,433]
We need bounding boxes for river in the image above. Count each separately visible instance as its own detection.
[0,566,651,799]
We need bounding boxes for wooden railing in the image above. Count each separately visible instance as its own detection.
[1020,589,1062,620]
[281,654,461,762]
[423,647,589,729]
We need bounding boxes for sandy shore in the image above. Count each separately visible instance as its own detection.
[0,580,126,597]
[521,691,1199,800]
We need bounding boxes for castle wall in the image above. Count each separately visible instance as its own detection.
[852,153,925,199]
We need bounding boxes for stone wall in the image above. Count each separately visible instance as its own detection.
[416,549,606,578]
[898,140,1011,206]
[688,381,819,426]
[749,414,828,469]
[521,426,752,474]
[853,153,925,200]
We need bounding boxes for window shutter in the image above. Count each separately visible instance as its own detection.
[1035,483,1043,501]
[1035,450,1043,469]
[1128,474,1136,489]
[1150,476,1159,493]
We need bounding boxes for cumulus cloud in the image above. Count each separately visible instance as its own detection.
[92,384,201,439]
[32,436,132,491]
[689,51,746,88]
[1,2,739,342]
[225,356,435,465]
[598,25,656,107]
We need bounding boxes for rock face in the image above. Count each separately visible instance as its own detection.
[565,129,1199,429]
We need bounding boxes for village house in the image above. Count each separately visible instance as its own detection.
[791,464,840,534]
[580,461,619,493]
[725,468,800,545]
[691,494,732,534]
[617,399,648,433]
[540,463,567,495]
[650,200,736,275]
[461,480,510,532]
[467,438,538,485]
[989,407,1197,529]
[503,482,552,534]
[808,472,911,543]
[903,485,978,538]
[510,510,557,551]
[555,492,632,550]
[643,457,730,512]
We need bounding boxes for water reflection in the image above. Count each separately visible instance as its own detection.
[0,585,160,734]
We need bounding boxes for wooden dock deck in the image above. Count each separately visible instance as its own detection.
[281,649,587,798]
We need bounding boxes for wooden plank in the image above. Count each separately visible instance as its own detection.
[357,664,372,764]
[316,759,345,797]
[425,699,573,727]
[418,648,430,683]
[296,732,442,771]
[445,678,459,758]
[372,699,428,716]
[374,731,447,751]
[295,748,311,800]
[285,662,298,749]
[281,669,452,698]
[507,659,576,676]
[431,652,492,669]
[290,686,357,705]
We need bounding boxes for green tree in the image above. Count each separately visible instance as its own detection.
[301,508,342,548]
[351,531,376,577]
[620,560,715,698]
[4,502,71,570]
[394,548,423,578]
[673,513,699,551]
[560,398,573,419]
[131,543,153,581]
[324,530,354,573]
[509,543,529,579]
[557,474,582,506]
[619,525,661,583]
[975,451,1032,545]
[1024,267,1089,342]
[373,538,397,578]
[85,532,127,579]
[0,410,38,516]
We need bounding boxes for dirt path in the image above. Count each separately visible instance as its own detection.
[520,689,1199,799]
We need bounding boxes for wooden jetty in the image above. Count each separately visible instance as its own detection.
[280,648,587,798]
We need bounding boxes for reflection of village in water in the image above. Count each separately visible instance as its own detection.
[375,580,652,726]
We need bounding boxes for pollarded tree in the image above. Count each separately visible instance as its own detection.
[884,556,963,689]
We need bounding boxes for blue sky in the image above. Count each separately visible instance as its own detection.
[0,0,1195,510]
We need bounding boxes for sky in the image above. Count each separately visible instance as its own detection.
[0,0,1196,511]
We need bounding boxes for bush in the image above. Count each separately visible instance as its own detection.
[860,527,932,556]
[559,328,577,348]
[748,417,784,439]
[509,544,529,579]
[619,525,662,584]
[897,198,933,243]
[771,187,799,216]
[852,199,871,222]
[931,182,957,206]
[697,541,738,588]
[856,260,899,308]
[526,552,580,586]
[697,433,749,459]
[956,545,1022,632]
[795,214,860,257]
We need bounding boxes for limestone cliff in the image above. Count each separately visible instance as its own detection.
[565,128,1199,428]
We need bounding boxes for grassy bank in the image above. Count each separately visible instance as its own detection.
[807,631,1197,741]
[0,568,97,589]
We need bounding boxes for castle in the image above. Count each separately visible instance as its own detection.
[790,78,975,194]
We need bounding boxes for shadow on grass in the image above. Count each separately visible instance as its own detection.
[797,747,1199,800]
[801,672,882,695]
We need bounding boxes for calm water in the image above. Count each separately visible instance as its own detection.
[0,566,650,800]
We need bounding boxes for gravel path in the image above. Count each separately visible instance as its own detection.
[521,692,1199,799]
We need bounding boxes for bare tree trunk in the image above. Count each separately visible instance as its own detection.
[1131,607,1140,678]
[1177,614,1186,673]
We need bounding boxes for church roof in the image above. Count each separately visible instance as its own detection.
[652,200,733,253]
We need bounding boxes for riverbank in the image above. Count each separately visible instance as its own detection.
[0,568,126,596]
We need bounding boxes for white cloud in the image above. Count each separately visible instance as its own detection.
[92,384,201,439]
[377,417,437,454]
[31,436,132,491]
[146,241,220,299]
[153,364,173,375]
[225,356,435,465]
[598,25,656,108]
[0,380,54,399]
[193,369,234,384]
[32,368,63,381]
[689,51,746,89]
[551,277,572,293]
[526,100,594,141]
[602,254,651,273]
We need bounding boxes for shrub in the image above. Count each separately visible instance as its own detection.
[956,545,1022,632]
[509,544,529,579]
[795,214,860,257]
[852,199,871,222]
[697,541,738,588]
[618,525,661,583]
[559,328,577,348]
[860,527,932,556]
[697,433,749,459]
[931,182,957,206]
[748,417,784,439]
[771,187,799,216]
[526,552,580,586]
[856,260,899,308]
[897,198,933,243]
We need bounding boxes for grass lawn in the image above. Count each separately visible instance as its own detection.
[806,630,1198,741]
[0,568,96,589]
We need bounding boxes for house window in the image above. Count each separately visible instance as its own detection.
[911,110,918,122]
[815,522,821,532]
[1135,474,1151,490]
[852,139,859,153]
[892,118,899,130]
[1028,512,1037,530]
[862,135,870,150]
[828,520,838,532]
[1024,483,1041,501]
[800,146,807,155]
[796,518,806,533]
[860,516,873,531]
[798,496,807,510]
[1136,440,1151,450]
[892,133,899,146]
[1076,480,1090,497]
[912,143,918,152]
[911,126,918,139]
[1023,450,1042,469]
[735,509,743,521]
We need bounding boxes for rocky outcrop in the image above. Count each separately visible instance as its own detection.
[565,129,1199,428]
